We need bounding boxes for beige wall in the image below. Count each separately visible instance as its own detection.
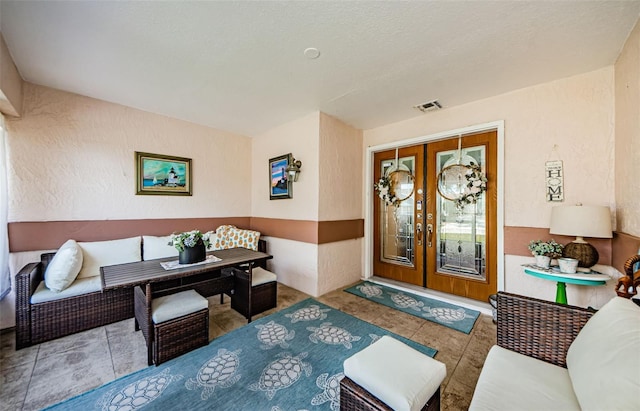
[0,31,23,117]
[363,67,617,305]
[615,19,640,237]
[6,83,252,222]
[0,83,253,328]
[317,113,363,294]
[252,112,364,296]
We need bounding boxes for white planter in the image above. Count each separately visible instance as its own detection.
[535,255,551,269]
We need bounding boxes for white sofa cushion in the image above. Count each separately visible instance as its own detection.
[344,335,446,411]
[469,345,580,411]
[566,297,640,411]
[44,239,83,292]
[152,290,208,324]
[251,267,277,286]
[31,276,102,303]
[77,236,142,278]
[143,235,179,260]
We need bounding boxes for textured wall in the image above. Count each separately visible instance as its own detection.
[318,112,363,221]
[6,83,252,222]
[251,111,320,220]
[615,19,640,237]
[364,68,615,229]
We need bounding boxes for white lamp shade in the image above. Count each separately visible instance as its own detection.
[549,205,612,239]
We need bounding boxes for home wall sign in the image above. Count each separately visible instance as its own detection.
[545,160,564,202]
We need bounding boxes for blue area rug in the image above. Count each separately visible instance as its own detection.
[46,298,436,411]
[345,281,480,334]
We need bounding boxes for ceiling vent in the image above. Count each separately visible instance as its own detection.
[414,99,442,113]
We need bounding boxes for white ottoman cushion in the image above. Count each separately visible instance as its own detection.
[252,267,277,286]
[344,335,446,411]
[152,290,208,324]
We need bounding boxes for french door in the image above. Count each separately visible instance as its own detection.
[373,131,497,302]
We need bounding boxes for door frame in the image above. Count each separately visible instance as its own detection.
[364,120,505,292]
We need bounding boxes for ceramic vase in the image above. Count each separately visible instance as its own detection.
[179,242,206,264]
[535,255,551,269]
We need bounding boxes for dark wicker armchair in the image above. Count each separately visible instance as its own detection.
[15,253,133,349]
[496,291,595,367]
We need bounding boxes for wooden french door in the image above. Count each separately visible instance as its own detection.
[373,146,424,286]
[373,131,497,302]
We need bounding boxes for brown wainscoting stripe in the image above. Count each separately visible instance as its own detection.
[504,226,612,265]
[8,217,250,252]
[611,232,640,274]
[318,219,364,244]
[249,217,318,244]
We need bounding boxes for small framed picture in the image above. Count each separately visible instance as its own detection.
[135,152,192,196]
[269,153,292,200]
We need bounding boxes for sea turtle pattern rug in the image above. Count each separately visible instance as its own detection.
[45,298,436,411]
[345,281,480,334]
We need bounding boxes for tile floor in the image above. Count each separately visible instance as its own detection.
[0,283,496,410]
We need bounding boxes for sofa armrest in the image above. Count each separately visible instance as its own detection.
[15,261,43,349]
[497,292,595,368]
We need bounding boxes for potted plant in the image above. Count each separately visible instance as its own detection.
[169,230,212,264]
[528,239,564,269]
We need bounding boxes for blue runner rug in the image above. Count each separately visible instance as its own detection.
[46,298,436,411]
[345,281,480,334]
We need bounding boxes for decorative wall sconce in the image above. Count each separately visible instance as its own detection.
[286,157,302,182]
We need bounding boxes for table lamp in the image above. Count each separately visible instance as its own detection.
[549,204,612,268]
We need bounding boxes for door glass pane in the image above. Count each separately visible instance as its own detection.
[380,156,415,267]
[436,147,486,279]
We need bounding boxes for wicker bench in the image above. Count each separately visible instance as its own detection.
[224,266,277,320]
[15,253,133,349]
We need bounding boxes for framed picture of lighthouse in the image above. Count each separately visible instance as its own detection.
[269,153,292,200]
[135,152,192,196]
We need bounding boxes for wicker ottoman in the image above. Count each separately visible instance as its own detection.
[226,267,277,320]
[341,335,446,411]
[134,287,209,365]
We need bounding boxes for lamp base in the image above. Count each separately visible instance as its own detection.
[563,242,599,268]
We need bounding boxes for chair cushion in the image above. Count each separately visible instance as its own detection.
[469,345,580,411]
[31,276,102,303]
[252,267,277,286]
[142,235,179,260]
[77,236,142,278]
[44,239,83,292]
[152,290,208,324]
[343,335,446,411]
[566,297,640,411]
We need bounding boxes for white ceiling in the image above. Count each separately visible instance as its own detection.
[1,1,639,137]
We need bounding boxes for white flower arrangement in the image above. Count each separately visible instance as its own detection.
[455,162,488,209]
[374,175,401,207]
[527,239,564,258]
[168,230,212,252]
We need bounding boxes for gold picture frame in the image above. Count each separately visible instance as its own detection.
[135,151,192,196]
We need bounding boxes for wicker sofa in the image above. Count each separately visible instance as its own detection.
[15,227,266,349]
[469,292,639,410]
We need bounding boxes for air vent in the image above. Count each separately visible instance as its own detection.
[414,99,442,113]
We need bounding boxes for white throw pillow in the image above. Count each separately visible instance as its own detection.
[143,235,179,260]
[566,297,640,411]
[77,236,142,278]
[44,239,83,292]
